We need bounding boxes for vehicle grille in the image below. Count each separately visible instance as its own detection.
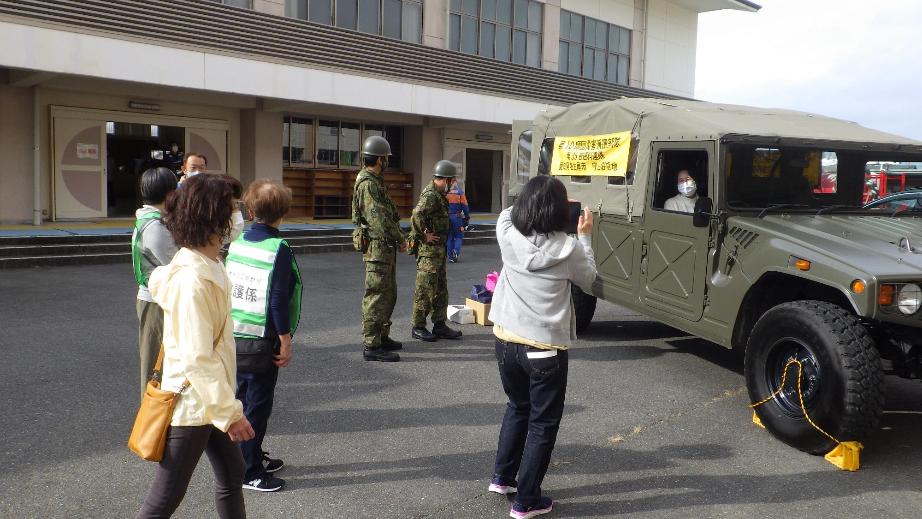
[728,226,759,248]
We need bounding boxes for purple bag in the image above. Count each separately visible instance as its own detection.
[470,284,492,304]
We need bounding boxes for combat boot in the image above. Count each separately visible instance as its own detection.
[363,347,400,362]
[412,326,437,342]
[432,321,462,339]
[380,336,403,351]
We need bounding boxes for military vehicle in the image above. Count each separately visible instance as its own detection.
[510,98,922,455]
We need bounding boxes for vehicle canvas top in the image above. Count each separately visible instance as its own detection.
[528,98,922,217]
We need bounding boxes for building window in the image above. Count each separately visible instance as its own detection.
[284,117,403,169]
[559,10,630,85]
[449,0,542,67]
[205,0,252,7]
[283,116,315,166]
[285,0,421,43]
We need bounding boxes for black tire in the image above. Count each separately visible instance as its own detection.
[745,300,883,455]
[572,284,597,334]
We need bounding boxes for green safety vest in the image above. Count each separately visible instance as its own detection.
[131,211,161,287]
[226,236,303,339]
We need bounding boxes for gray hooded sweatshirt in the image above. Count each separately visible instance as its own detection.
[489,207,598,346]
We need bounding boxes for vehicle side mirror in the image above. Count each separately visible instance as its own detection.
[693,197,713,228]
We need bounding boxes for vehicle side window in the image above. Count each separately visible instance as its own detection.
[537,137,554,176]
[652,149,709,213]
[516,130,532,185]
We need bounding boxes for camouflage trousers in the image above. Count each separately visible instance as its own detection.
[362,257,397,348]
[412,255,448,328]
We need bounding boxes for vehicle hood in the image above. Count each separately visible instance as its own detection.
[739,214,922,277]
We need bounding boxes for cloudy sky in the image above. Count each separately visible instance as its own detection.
[695,0,922,140]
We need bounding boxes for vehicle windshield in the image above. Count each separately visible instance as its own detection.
[725,143,922,214]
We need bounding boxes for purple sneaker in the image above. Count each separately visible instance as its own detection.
[509,497,553,519]
[488,476,517,495]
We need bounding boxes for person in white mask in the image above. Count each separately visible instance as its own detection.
[178,153,208,184]
[225,206,245,245]
[664,169,699,213]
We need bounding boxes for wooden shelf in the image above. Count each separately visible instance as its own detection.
[283,168,414,219]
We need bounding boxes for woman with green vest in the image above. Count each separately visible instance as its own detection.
[225,179,302,493]
[132,167,178,396]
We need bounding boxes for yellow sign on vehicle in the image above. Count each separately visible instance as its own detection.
[551,131,631,177]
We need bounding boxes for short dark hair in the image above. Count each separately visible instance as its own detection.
[363,155,378,167]
[163,174,242,248]
[140,167,177,205]
[183,153,208,167]
[511,175,569,235]
[244,179,292,224]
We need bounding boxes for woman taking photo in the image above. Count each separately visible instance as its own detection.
[487,175,597,519]
[137,173,255,519]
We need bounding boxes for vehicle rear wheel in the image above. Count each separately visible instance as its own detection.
[744,300,883,455]
[572,284,597,334]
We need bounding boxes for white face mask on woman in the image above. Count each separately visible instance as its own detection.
[224,210,245,244]
[678,179,697,197]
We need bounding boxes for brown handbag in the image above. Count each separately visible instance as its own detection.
[128,344,189,462]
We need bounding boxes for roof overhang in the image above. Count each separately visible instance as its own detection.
[669,0,761,13]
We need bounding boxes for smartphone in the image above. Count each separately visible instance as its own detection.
[566,201,581,235]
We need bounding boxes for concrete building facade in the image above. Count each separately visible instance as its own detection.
[0,0,758,224]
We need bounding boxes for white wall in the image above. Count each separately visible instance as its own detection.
[0,20,551,127]
[643,0,698,97]
[560,0,636,28]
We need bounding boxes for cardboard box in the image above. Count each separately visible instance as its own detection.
[465,298,493,326]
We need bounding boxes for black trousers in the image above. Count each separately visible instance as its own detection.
[236,364,280,481]
[136,425,246,519]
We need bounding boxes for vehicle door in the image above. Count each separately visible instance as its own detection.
[639,142,715,321]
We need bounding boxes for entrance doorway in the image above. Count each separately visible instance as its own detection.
[106,122,184,217]
[52,106,229,220]
[464,149,502,212]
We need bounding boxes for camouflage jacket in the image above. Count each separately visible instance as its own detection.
[410,182,450,258]
[352,167,403,261]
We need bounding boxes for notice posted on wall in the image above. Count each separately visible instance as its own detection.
[76,143,99,160]
[550,131,631,177]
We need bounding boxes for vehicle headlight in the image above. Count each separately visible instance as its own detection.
[897,283,922,315]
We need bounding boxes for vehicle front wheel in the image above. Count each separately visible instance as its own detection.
[572,284,597,334]
[744,300,883,455]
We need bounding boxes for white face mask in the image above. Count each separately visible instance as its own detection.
[224,210,244,244]
[678,179,697,197]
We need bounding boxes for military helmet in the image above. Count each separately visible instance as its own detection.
[433,160,458,178]
[362,135,392,157]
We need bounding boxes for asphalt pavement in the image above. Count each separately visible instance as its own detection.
[1,245,920,518]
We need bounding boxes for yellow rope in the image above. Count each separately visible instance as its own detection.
[750,359,839,444]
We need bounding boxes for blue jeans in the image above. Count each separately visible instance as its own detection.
[447,216,465,257]
[236,362,279,481]
[492,338,569,507]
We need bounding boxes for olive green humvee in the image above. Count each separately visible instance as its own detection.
[510,98,922,455]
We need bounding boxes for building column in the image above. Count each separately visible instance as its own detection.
[630,0,648,89]
[239,109,283,187]
[404,124,442,200]
[541,0,561,71]
[423,0,448,49]
[0,82,38,224]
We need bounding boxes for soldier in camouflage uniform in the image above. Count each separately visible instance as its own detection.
[409,160,463,342]
[352,135,406,362]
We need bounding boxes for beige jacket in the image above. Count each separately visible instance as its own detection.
[149,248,244,432]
